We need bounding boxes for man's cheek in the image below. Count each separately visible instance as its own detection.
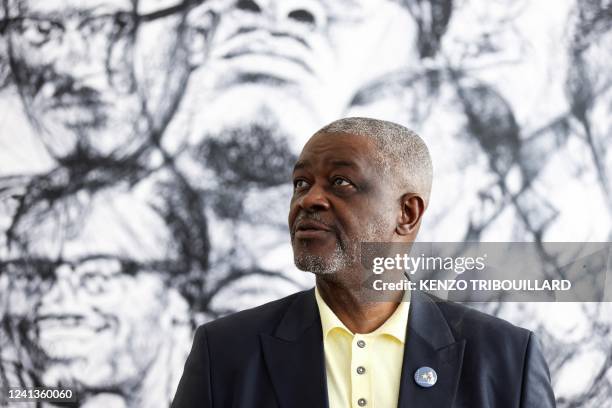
[287,207,299,230]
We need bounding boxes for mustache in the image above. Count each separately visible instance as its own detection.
[12,60,104,103]
[45,73,102,103]
[291,212,336,236]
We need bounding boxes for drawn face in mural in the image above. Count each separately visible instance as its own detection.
[185,0,420,149]
[5,0,190,161]
[168,0,422,278]
[5,187,185,395]
[35,258,169,390]
[5,0,138,154]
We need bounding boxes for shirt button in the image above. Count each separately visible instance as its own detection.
[356,366,366,375]
[357,340,366,348]
[358,398,367,406]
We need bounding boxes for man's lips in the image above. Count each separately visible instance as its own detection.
[295,229,332,239]
[213,27,315,78]
[221,48,314,75]
[35,314,111,333]
[294,220,333,239]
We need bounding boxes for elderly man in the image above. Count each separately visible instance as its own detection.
[172,117,555,408]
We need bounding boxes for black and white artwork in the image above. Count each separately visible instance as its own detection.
[1,0,611,406]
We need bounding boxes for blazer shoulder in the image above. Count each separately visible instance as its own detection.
[202,289,308,337]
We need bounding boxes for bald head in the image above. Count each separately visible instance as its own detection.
[315,117,433,206]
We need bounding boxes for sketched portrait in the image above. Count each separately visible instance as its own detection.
[180,0,451,145]
[1,178,191,406]
[161,0,453,292]
[3,0,194,159]
[5,0,138,157]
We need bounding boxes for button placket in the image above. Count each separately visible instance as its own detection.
[352,335,370,408]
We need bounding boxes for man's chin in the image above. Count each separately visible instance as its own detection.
[294,261,338,275]
[293,252,347,275]
[192,86,318,148]
[41,361,91,389]
[41,358,124,390]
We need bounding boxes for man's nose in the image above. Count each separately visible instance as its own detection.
[40,265,81,306]
[52,30,101,78]
[53,28,89,67]
[298,183,330,212]
[235,0,324,28]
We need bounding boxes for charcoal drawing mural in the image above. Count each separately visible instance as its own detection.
[1,0,610,406]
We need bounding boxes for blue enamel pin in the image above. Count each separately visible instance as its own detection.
[414,366,437,388]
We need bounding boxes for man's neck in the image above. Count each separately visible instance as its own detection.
[315,276,404,334]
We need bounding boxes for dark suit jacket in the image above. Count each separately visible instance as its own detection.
[172,288,555,407]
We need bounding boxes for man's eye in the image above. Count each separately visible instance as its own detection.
[294,179,309,190]
[332,177,351,187]
[80,272,109,295]
[36,20,52,35]
[81,17,108,36]
[20,19,63,46]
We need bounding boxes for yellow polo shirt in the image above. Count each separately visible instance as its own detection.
[315,287,410,408]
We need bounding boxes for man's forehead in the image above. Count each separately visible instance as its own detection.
[294,132,379,171]
[303,131,377,152]
[21,190,171,263]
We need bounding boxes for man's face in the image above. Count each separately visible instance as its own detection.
[6,0,182,157]
[288,132,398,277]
[5,188,178,390]
[7,0,135,141]
[33,258,167,389]
[185,0,418,151]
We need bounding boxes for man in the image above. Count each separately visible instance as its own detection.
[172,117,556,407]
[3,0,192,159]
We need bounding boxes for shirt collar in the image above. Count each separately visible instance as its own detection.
[314,286,410,343]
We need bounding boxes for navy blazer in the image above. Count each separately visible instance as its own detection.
[172,289,555,407]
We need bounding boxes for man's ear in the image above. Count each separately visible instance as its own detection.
[396,193,425,236]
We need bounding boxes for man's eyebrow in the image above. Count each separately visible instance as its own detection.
[293,159,361,173]
[293,160,309,172]
[330,160,359,169]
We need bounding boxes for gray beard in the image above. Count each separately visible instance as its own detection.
[294,242,352,275]
[292,209,389,276]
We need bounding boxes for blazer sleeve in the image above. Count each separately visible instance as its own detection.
[520,332,556,408]
[172,325,213,408]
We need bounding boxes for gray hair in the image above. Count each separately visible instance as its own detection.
[315,117,433,205]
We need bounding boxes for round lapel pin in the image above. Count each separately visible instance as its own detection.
[414,366,437,388]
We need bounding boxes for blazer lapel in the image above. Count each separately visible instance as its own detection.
[260,289,329,408]
[397,291,465,408]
